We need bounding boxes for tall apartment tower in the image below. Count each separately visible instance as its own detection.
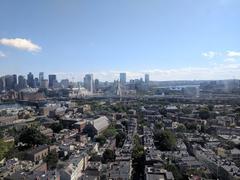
[48,74,57,88]
[39,72,44,81]
[18,75,27,90]
[27,72,35,88]
[39,72,44,87]
[145,74,150,84]
[13,74,17,88]
[120,73,126,84]
[4,75,15,90]
[0,77,5,91]
[84,74,94,93]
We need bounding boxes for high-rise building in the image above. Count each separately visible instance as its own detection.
[120,73,126,84]
[84,74,94,93]
[48,74,57,88]
[95,79,99,92]
[0,77,5,91]
[18,75,27,90]
[13,74,17,88]
[27,72,35,88]
[39,72,44,87]
[5,75,15,90]
[60,79,70,88]
[145,74,150,84]
[39,72,44,81]
[34,78,39,87]
[40,79,48,89]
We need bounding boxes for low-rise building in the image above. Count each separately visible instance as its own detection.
[106,161,132,180]
[60,153,89,180]
[83,116,109,137]
[24,145,57,163]
[145,164,174,180]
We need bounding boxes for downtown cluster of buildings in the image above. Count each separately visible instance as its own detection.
[0,72,68,91]
[2,72,240,101]
[0,72,150,92]
[0,72,151,102]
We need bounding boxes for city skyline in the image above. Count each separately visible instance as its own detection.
[1,0,240,81]
[2,2,240,180]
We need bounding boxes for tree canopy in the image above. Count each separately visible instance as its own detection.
[0,139,14,160]
[155,122,163,130]
[50,123,63,133]
[95,135,106,146]
[102,149,115,163]
[116,131,126,148]
[199,107,210,119]
[45,151,58,170]
[103,127,117,138]
[154,130,176,151]
[18,127,49,147]
[176,124,186,132]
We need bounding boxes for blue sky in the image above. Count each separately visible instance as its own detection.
[0,0,240,81]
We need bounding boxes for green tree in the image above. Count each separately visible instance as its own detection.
[103,127,117,138]
[185,122,197,131]
[0,131,3,139]
[207,104,214,111]
[133,134,141,146]
[89,152,101,161]
[95,135,106,146]
[154,130,176,151]
[45,151,58,170]
[182,106,192,114]
[0,139,14,160]
[132,134,145,180]
[176,124,186,132]
[132,144,144,159]
[102,149,115,163]
[50,123,63,133]
[160,108,167,116]
[165,164,183,180]
[116,131,126,148]
[0,110,7,116]
[199,108,210,119]
[155,122,163,130]
[18,127,49,147]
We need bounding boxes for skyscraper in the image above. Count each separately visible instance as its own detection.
[18,75,27,90]
[39,72,44,81]
[60,79,70,88]
[95,79,99,92]
[84,74,94,93]
[145,74,150,84]
[0,77,5,91]
[27,72,35,88]
[13,74,17,89]
[34,77,39,87]
[40,79,49,89]
[120,73,126,84]
[5,75,15,90]
[48,74,57,88]
[39,72,44,87]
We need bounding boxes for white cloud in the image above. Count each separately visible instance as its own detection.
[224,58,236,63]
[202,50,240,62]
[202,51,219,59]
[52,62,240,82]
[0,51,6,58]
[226,51,240,58]
[141,64,240,81]
[0,38,41,52]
